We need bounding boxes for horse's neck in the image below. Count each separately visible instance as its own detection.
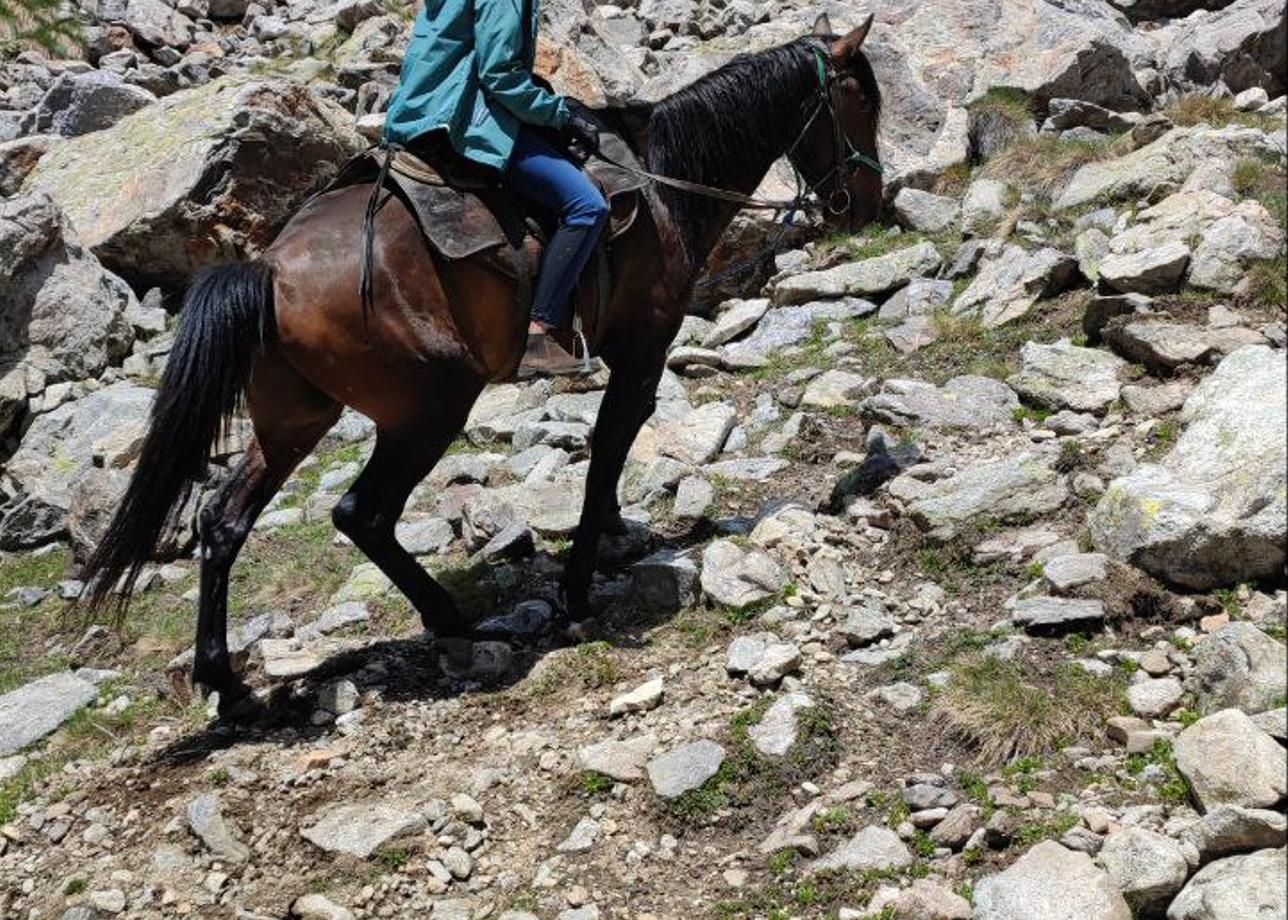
[643,93,809,268]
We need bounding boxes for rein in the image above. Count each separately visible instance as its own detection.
[592,43,882,215]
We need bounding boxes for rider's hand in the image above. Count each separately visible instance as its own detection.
[564,111,600,162]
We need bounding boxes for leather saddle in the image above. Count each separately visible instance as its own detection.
[328,109,647,355]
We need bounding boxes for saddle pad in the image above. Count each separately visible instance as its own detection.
[331,124,648,264]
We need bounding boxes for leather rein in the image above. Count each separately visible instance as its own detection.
[592,44,883,215]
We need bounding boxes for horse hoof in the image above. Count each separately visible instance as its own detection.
[435,636,475,671]
[216,687,267,724]
[563,618,596,644]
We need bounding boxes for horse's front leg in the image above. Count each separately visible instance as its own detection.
[563,358,665,622]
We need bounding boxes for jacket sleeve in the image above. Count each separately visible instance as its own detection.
[472,0,570,129]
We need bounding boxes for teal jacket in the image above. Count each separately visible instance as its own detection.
[383,0,571,170]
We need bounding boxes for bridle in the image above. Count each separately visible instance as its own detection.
[592,39,882,216]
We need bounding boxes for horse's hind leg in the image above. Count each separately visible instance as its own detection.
[332,397,481,641]
[193,353,340,716]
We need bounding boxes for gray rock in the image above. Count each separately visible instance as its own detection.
[952,245,1078,327]
[801,370,868,409]
[725,633,801,687]
[1090,346,1286,589]
[721,298,872,364]
[1105,321,1215,372]
[395,517,454,556]
[878,278,954,321]
[25,70,156,137]
[904,783,959,810]
[1154,0,1286,97]
[1043,553,1108,591]
[1127,677,1184,719]
[700,539,785,609]
[609,677,664,717]
[1007,340,1125,413]
[1167,848,1286,920]
[292,894,355,920]
[747,692,814,757]
[974,840,1130,920]
[892,187,961,233]
[1097,827,1189,914]
[772,241,941,305]
[577,733,658,781]
[1012,597,1106,633]
[837,601,896,647]
[628,548,698,610]
[646,740,725,798]
[186,793,250,865]
[1189,200,1284,293]
[0,671,99,756]
[1187,622,1287,716]
[24,76,363,289]
[930,803,979,850]
[702,298,770,347]
[1180,806,1287,864]
[901,451,1069,540]
[861,375,1018,430]
[657,401,735,465]
[961,178,1009,236]
[810,825,913,873]
[1174,709,1287,812]
[300,801,427,858]
[703,459,790,481]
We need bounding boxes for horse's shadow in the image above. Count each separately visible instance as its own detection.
[152,517,731,766]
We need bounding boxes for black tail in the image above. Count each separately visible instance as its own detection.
[82,261,274,611]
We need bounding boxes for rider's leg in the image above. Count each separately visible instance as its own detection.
[506,128,609,338]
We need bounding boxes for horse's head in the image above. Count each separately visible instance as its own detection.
[786,14,883,230]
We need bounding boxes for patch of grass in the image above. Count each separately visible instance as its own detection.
[981,134,1117,199]
[668,699,840,825]
[1012,405,1052,424]
[932,656,1125,766]
[377,847,411,872]
[1146,418,1179,460]
[1124,739,1190,804]
[1002,755,1044,794]
[62,876,88,896]
[1014,810,1079,848]
[811,806,855,835]
[1244,255,1287,309]
[1165,94,1281,133]
[530,641,620,698]
[911,829,938,857]
[970,87,1036,124]
[576,770,614,796]
[1054,439,1084,473]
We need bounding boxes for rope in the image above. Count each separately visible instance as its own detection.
[358,141,399,323]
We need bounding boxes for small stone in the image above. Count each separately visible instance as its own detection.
[609,676,664,716]
[646,740,725,799]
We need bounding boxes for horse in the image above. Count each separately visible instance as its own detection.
[81,14,884,718]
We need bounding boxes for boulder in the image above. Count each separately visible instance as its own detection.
[186,793,250,864]
[892,188,961,233]
[657,401,735,465]
[24,76,363,289]
[860,376,1019,431]
[628,549,699,610]
[23,70,156,137]
[721,298,872,364]
[974,840,1131,920]
[1,382,154,549]
[900,451,1069,540]
[1153,0,1286,97]
[1173,709,1287,811]
[1167,848,1287,920]
[646,740,725,798]
[700,539,785,609]
[961,178,1009,236]
[1097,827,1189,914]
[300,801,427,858]
[810,825,913,873]
[576,734,659,782]
[1188,200,1285,293]
[1179,806,1288,863]
[0,194,135,427]
[1104,321,1215,372]
[747,692,814,757]
[771,241,941,305]
[0,671,99,755]
[1186,622,1287,716]
[1090,346,1285,589]
[1007,340,1125,413]
[1097,241,1191,295]
[1056,125,1278,211]
[952,245,1079,327]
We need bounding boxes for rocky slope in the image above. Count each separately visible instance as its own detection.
[0,0,1286,918]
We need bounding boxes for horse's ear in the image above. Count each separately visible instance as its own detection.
[830,13,874,58]
[812,13,832,36]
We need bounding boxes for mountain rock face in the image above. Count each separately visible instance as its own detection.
[0,0,1283,918]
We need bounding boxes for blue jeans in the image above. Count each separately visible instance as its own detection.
[506,127,608,328]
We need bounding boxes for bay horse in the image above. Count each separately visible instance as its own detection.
[82,15,884,717]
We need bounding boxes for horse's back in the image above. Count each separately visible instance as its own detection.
[264,183,524,428]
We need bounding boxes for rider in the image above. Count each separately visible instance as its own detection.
[383,0,608,376]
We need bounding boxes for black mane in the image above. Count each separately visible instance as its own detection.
[644,36,882,263]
